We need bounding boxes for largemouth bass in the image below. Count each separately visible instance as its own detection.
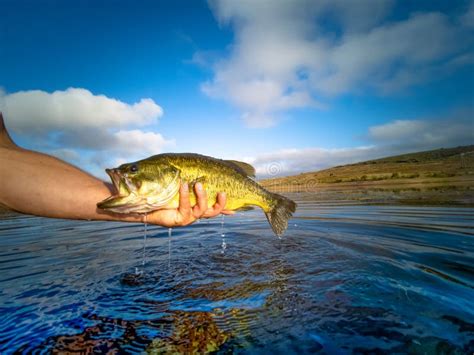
[97,153,296,236]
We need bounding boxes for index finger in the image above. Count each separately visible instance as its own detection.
[178,182,192,219]
[202,192,234,218]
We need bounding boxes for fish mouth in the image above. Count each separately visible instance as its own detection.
[105,168,123,196]
[97,168,131,210]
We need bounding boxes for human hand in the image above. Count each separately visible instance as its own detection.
[145,182,234,227]
[1,112,234,225]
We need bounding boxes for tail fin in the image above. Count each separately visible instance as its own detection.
[265,194,297,236]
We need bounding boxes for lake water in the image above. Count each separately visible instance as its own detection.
[0,196,473,353]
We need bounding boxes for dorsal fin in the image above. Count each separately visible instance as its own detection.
[225,160,256,178]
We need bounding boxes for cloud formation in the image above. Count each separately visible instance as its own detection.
[1,88,162,132]
[249,112,474,178]
[0,88,173,176]
[249,146,378,177]
[202,0,473,127]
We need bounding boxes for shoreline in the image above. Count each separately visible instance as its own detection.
[264,178,474,207]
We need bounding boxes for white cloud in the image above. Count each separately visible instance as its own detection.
[368,115,474,149]
[249,146,379,178]
[113,129,174,155]
[368,120,428,142]
[248,113,474,178]
[0,88,173,176]
[0,88,162,134]
[202,0,473,127]
[318,12,464,95]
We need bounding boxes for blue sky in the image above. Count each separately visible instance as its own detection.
[0,0,473,178]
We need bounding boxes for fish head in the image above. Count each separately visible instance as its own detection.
[97,160,181,213]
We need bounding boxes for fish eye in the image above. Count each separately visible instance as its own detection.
[130,164,138,173]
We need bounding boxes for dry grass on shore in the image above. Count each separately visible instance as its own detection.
[261,145,474,205]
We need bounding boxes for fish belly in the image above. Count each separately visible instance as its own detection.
[163,191,268,211]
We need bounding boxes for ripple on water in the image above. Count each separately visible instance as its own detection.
[0,202,473,353]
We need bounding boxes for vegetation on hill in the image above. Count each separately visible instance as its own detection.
[260,145,474,205]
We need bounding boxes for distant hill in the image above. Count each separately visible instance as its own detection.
[261,145,474,205]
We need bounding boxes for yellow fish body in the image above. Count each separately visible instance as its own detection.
[97,153,296,236]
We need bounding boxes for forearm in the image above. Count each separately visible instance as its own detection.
[0,147,142,223]
[0,113,230,226]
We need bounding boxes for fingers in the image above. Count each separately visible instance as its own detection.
[177,182,208,225]
[221,209,236,215]
[202,192,235,218]
[192,182,208,218]
[202,191,226,218]
[177,182,192,223]
[176,183,233,226]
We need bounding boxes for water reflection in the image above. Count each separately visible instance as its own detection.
[0,198,473,353]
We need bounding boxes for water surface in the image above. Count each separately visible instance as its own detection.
[0,196,473,353]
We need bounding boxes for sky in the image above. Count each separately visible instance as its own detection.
[0,0,473,179]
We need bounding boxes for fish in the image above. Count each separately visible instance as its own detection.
[97,153,296,236]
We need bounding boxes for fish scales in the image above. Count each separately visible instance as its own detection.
[98,153,296,236]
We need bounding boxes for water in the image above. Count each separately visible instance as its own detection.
[142,213,147,267]
[0,196,473,353]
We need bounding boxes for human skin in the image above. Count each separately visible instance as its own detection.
[0,113,233,226]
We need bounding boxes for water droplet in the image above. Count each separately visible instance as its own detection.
[142,213,148,266]
[220,215,226,254]
[168,227,172,268]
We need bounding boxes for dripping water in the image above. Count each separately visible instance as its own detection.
[133,213,147,276]
[142,213,147,266]
[168,227,172,268]
[220,214,226,254]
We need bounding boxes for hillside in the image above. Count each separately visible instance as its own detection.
[260,145,474,205]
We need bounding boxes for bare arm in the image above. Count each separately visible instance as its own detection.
[0,113,231,225]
